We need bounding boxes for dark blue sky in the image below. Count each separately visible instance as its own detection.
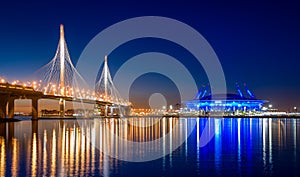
[0,1,299,110]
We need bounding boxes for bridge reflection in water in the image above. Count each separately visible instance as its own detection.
[0,118,299,176]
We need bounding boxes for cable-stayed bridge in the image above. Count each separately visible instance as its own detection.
[0,25,131,119]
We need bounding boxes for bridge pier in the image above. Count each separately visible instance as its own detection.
[59,98,65,118]
[31,97,39,120]
[0,95,9,118]
[8,97,15,118]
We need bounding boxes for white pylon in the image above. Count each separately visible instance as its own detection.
[35,24,87,99]
[104,55,108,100]
[95,56,126,104]
[59,24,65,96]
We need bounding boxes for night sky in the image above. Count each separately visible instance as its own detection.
[0,1,300,110]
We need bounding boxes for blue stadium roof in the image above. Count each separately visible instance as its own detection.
[200,93,259,100]
[193,83,259,100]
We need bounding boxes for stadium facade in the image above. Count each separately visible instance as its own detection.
[184,83,268,114]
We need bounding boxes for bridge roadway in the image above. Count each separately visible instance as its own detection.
[0,83,113,120]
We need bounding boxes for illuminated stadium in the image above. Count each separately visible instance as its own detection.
[184,83,268,114]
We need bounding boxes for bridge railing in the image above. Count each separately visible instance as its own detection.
[0,83,35,91]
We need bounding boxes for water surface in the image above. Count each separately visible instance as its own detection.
[0,117,299,176]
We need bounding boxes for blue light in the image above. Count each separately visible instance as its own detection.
[201,90,207,98]
[186,99,267,111]
[184,84,268,112]
[247,90,254,98]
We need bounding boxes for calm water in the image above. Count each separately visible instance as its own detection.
[0,118,299,177]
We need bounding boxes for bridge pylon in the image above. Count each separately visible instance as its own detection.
[36,24,81,118]
[95,56,131,117]
[59,24,66,117]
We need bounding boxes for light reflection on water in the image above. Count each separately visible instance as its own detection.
[0,118,299,176]
[0,136,5,177]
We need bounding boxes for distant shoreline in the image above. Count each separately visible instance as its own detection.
[1,115,300,122]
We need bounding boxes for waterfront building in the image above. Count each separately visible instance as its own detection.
[184,83,268,115]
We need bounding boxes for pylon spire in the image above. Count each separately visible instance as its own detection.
[60,24,65,40]
[104,55,108,100]
[59,24,65,96]
[59,24,65,117]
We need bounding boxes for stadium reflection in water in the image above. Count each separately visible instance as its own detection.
[0,118,299,176]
